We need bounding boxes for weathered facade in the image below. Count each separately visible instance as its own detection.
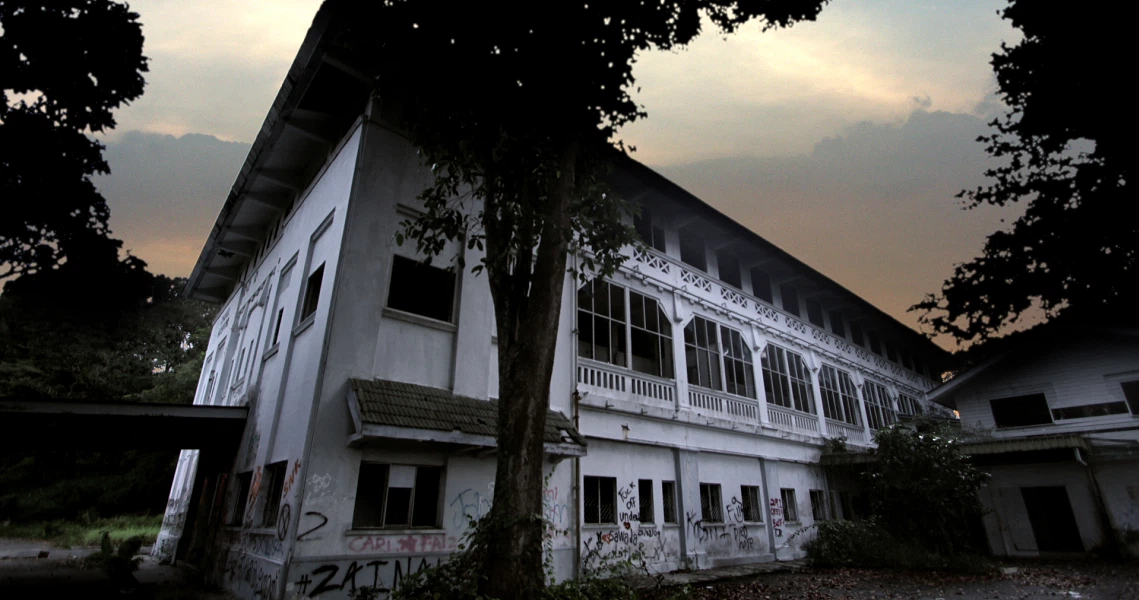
[928,329,1139,558]
[155,6,950,599]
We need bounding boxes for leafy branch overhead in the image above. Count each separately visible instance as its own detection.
[912,0,1136,344]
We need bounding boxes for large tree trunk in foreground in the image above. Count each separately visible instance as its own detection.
[482,140,577,600]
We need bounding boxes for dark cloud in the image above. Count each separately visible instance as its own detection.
[95,131,250,277]
[655,109,1022,345]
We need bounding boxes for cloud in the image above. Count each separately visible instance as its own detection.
[654,108,1023,346]
[94,131,250,278]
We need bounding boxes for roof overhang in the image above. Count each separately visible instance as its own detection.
[0,399,247,450]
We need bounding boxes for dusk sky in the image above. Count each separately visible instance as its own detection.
[93,0,1024,348]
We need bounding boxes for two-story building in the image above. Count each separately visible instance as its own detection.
[928,327,1139,558]
[154,5,951,599]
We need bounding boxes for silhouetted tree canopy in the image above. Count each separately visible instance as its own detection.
[329,1,828,597]
[913,1,1136,344]
[0,0,148,279]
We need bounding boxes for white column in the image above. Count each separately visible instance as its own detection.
[807,350,827,435]
[853,371,872,443]
[751,325,770,426]
[671,291,690,413]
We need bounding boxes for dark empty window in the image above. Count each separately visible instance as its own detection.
[387,255,457,322]
[638,479,654,524]
[885,343,898,362]
[781,488,798,522]
[741,485,762,522]
[679,229,706,271]
[900,351,913,370]
[863,381,897,430]
[635,209,667,253]
[990,394,1053,428]
[629,291,674,379]
[1121,380,1139,414]
[577,279,626,367]
[750,267,773,304]
[828,310,845,337]
[849,322,865,347]
[716,250,742,289]
[912,355,924,376]
[271,308,285,346]
[1052,402,1129,420]
[868,331,882,355]
[806,300,824,328]
[351,463,442,529]
[230,471,252,526]
[300,263,325,322]
[662,481,677,524]
[810,489,828,521]
[261,461,287,527]
[780,284,800,317]
[684,316,722,391]
[700,483,723,522]
[584,476,617,524]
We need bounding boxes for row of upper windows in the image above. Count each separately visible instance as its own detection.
[986,378,1139,429]
[578,279,923,429]
[636,209,932,380]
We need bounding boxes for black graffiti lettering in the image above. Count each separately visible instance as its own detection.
[308,564,339,596]
[365,560,389,591]
[294,574,312,595]
[276,504,291,541]
[296,511,328,541]
[340,561,362,592]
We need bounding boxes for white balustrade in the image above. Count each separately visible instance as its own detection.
[767,405,819,434]
[825,419,867,443]
[688,388,758,421]
[577,359,676,406]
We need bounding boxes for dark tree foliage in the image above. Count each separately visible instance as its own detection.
[0,0,148,279]
[331,1,827,596]
[866,426,989,556]
[913,1,1136,344]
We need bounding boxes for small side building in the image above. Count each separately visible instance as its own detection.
[928,327,1139,557]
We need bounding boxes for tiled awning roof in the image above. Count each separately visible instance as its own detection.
[347,379,585,455]
[820,433,1092,466]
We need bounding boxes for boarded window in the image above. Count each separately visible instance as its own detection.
[990,394,1052,428]
[261,461,287,527]
[781,488,798,522]
[700,483,723,522]
[300,263,325,322]
[741,485,762,522]
[638,479,654,524]
[351,463,442,529]
[716,250,742,289]
[387,255,457,322]
[750,267,773,303]
[584,476,617,524]
[662,481,678,524]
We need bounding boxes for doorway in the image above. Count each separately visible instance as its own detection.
[1021,486,1084,553]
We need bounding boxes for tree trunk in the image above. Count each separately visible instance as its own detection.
[482,139,578,600]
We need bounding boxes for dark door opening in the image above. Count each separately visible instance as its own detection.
[1021,486,1084,552]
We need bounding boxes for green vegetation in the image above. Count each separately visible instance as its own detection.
[0,514,162,548]
[805,424,990,570]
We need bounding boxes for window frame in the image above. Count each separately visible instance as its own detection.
[989,393,1054,429]
[863,380,897,430]
[634,208,667,253]
[386,254,458,324]
[809,489,828,521]
[299,262,325,323]
[350,462,444,530]
[749,267,773,304]
[780,488,799,523]
[819,364,861,425]
[577,280,674,379]
[715,249,742,289]
[779,284,800,317]
[260,461,288,528]
[740,485,763,523]
[684,316,756,399]
[583,475,618,525]
[661,480,678,524]
[760,343,816,414]
[638,479,655,524]
[230,471,253,526]
[699,483,723,523]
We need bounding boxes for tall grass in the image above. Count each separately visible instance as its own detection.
[0,514,163,548]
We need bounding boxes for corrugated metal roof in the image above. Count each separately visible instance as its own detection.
[350,379,584,446]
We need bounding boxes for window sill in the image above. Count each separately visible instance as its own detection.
[263,344,279,361]
[345,527,447,536]
[246,527,277,536]
[382,307,457,332]
[582,523,620,528]
[293,314,316,337]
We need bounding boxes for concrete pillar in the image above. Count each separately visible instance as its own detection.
[807,350,828,436]
[751,327,770,426]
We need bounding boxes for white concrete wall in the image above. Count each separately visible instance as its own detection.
[978,462,1104,556]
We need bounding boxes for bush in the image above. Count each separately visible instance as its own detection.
[803,519,989,571]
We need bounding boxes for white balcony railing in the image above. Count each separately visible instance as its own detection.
[577,359,676,407]
[688,387,758,421]
[825,419,867,443]
[767,404,819,434]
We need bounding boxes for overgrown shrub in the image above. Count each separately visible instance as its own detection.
[84,533,144,590]
[803,519,989,571]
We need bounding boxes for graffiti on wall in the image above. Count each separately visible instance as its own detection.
[448,483,570,540]
[582,481,681,571]
[291,555,445,599]
[346,532,457,554]
[219,547,283,600]
[769,498,784,538]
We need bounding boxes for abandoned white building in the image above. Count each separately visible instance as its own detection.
[927,327,1139,558]
[154,6,951,600]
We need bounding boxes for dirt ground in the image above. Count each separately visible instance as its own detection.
[644,561,1139,600]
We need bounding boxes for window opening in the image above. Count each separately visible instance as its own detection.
[760,344,816,414]
[386,255,457,322]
